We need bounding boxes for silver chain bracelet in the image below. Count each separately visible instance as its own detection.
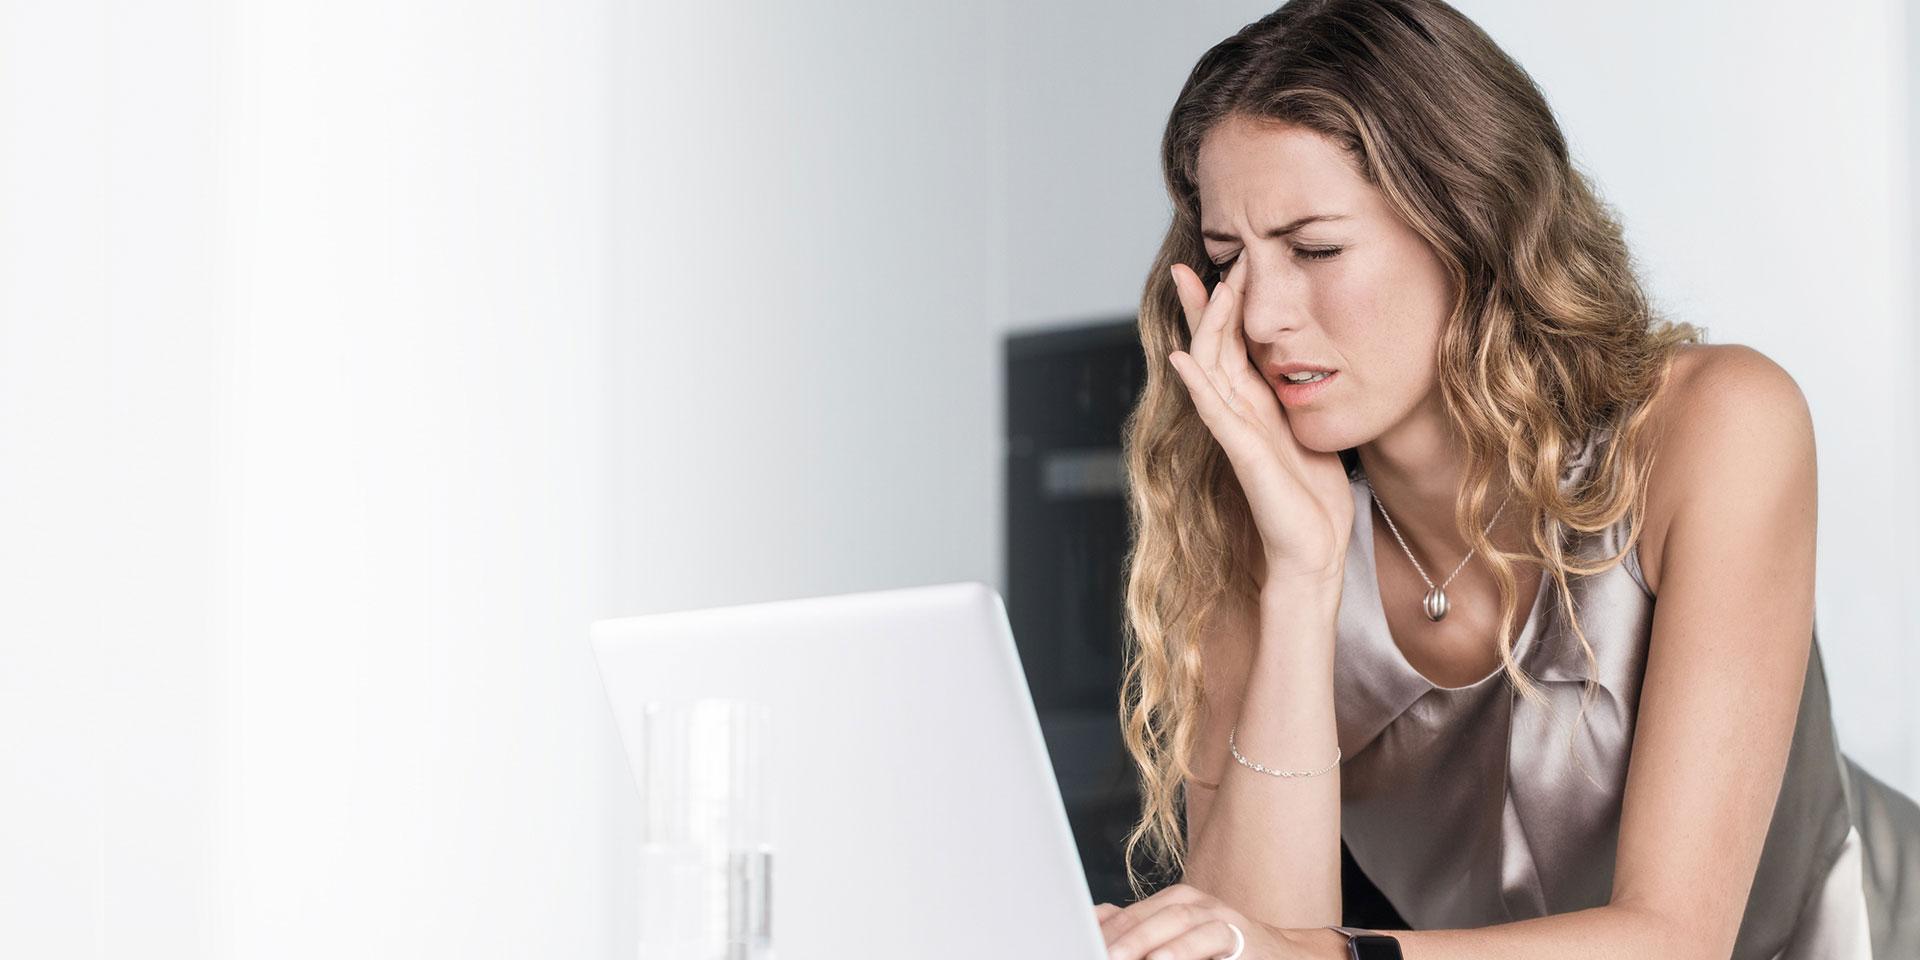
[1228,724,1342,779]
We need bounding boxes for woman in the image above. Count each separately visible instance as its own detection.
[1093,1,1920,958]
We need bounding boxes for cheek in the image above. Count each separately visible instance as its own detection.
[1318,261,1445,413]
[1348,252,1448,361]
[1387,241,1454,334]
[1312,268,1406,364]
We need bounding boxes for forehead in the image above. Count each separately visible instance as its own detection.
[1194,116,1368,224]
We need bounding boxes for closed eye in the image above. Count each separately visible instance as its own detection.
[1205,246,1341,281]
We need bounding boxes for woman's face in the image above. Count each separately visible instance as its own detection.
[1193,114,1456,453]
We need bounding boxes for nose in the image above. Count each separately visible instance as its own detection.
[1236,256,1309,344]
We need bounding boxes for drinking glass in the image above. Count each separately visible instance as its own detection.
[634,698,774,960]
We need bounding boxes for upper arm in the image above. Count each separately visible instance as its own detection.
[1182,594,1259,847]
[1609,345,1818,956]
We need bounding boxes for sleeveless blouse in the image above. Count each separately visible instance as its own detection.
[1331,426,1920,958]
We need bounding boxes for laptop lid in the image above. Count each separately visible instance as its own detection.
[589,580,1109,959]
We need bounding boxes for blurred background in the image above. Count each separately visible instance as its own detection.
[4,0,1916,956]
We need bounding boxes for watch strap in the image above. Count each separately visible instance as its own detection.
[1329,926,1404,960]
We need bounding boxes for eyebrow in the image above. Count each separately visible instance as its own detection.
[1201,214,1349,243]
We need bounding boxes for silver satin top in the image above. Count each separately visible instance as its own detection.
[1332,426,1920,958]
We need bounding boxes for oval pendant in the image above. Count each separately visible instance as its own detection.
[1422,587,1450,622]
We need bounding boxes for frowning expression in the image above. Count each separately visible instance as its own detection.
[1194,113,1456,452]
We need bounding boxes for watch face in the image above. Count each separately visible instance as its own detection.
[1348,933,1403,960]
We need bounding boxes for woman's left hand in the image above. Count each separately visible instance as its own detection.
[1094,883,1326,959]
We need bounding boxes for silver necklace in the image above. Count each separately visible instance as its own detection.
[1366,480,1512,622]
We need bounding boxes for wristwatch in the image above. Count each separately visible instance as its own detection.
[1329,926,1403,959]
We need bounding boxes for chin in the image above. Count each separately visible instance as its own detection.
[1284,413,1356,454]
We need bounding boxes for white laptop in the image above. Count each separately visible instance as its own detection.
[590,580,1111,959]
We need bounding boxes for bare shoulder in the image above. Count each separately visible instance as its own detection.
[1635,342,1817,596]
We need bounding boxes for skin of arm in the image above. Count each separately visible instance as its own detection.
[1179,579,1345,930]
[1272,345,1821,960]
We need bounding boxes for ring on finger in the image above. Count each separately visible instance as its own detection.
[1217,921,1245,960]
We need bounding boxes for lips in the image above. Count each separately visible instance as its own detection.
[1266,361,1339,381]
[1272,369,1339,406]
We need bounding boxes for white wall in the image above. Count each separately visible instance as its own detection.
[214,2,618,956]
[1,0,1008,957]
[1003,0,1920,797]
[1,1,229,952]
[4,0,623,955]
[604,1,1006,616]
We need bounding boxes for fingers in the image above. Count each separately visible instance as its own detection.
[1096,883,1208,943]
[1192,257,1246,403]
[1170,350,1250,435]
[1171,263,1208,337]
[1170,258,1258,417]
[1208,256,1260,389]
[1169,258,1230,367]
[1102,901,1226,960]
[1172,257,1294,452]
[1206,254,1247,377]
[1149,918,1243,960]
[1208,276,1256,417]
[1202,258,1263,409]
